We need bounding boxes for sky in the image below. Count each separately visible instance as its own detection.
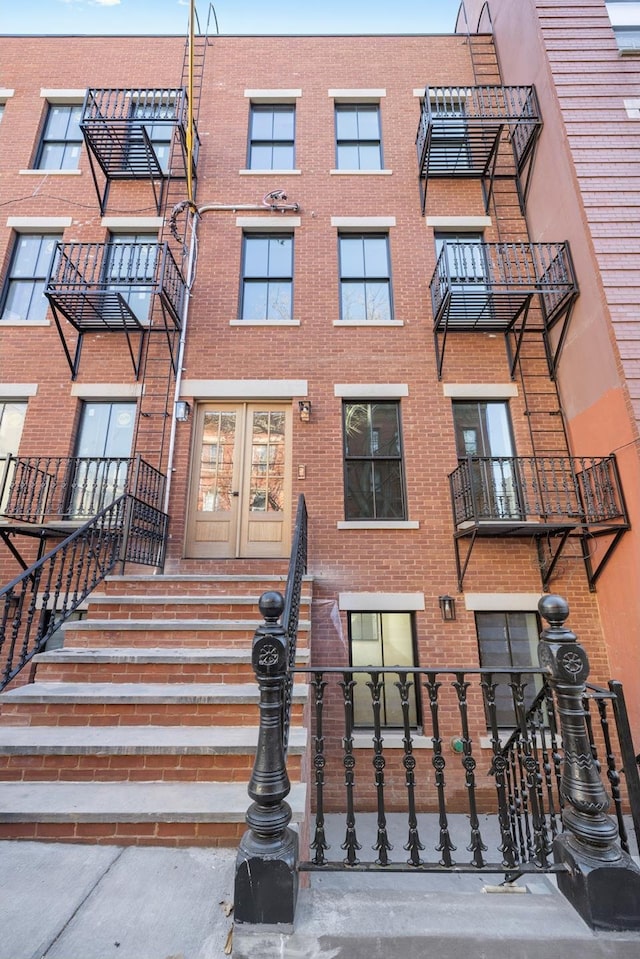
[2,0,462,35]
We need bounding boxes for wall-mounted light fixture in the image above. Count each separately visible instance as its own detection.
[438,594,456,622]
[298,400,311,423]
[175,401,191,422]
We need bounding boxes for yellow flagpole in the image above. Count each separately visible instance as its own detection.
[186,0,195,203]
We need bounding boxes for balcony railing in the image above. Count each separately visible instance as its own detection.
[449,455,626,529]
[417,84,541,179]
[430,240,577,333]
[0,454,165,526]
[46,241,185,332]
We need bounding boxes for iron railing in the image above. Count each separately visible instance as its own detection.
[46,241,185,330]
[430,240,577,331]
[0,492,167,690]
[449,455,627,528]
[292,665,638,874]
[282,493,307,754]
[0,454,165,525]
[417,84,541,178]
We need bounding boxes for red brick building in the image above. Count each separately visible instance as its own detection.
[0,1,638,840]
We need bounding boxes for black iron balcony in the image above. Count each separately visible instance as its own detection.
[449,455,629,591]
[80,87,199,214]
[416,85,541,212]
[0,454,165,527]
[45,241,186,378]
[430,240,578,378]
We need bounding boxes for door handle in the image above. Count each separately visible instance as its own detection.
[232,491,239,497]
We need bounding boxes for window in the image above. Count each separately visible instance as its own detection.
[36,103,83,170]
[476,611,542,727]
[70,402,135,517]
[606,2,640,50]
[241,233,293,320]
[130,96,176,174]
[349,612,419,727]
[0,104,4,124]
[105,233,158,323]
[343,401,405,520]
[248,104,295,170]
[452,400,521,519]
[0,401,27,459]
[339,233,392,321]
[434,232,487,285]
[428,91,471,173]
[335,104,382,170]
[1,233,61,322]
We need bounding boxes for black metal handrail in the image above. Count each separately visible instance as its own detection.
[46,241,185,327]
[0,454,165,524]
[0,492,167,690]
[417,84,541,175]
[282,493,307,754]
[449,455,627,528]
[83,87,187,125]
[430,240,577,329]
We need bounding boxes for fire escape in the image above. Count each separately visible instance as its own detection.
[417,56,629,592]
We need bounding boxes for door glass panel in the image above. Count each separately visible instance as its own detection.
[198,411,236,512]
[71,402,135,517]
[249,410,285,513]
[453,401,520,519]
[0,401,27,513]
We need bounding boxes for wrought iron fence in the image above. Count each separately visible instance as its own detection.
[292,665,639,875]
[449,455,626,527]
[0,492,167,690]
[282,494,307,754]
[0,454,165,524]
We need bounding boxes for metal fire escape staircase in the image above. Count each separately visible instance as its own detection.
[428,5,630,593]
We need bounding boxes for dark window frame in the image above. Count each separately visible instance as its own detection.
[240,232,294,321]
[338,232,393,321]
[335,103,383,170]
[0,232,62,322]
[35,102,83,171]
[247,103,296,170]
[348,610,420,729]
[475,610,543,728]
[342,400,407,521]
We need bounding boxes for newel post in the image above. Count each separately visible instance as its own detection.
[538,595,640,930]
[234,591,298,928]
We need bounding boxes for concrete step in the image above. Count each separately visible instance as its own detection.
[0,724,306,782]
[0,779,306,846]
[102,572,312,598]
[0,681,307,726]
[32,645,310,684]
[86,593,312,620]
[62,618,311,648]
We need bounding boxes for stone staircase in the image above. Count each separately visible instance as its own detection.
[0,572,311,845]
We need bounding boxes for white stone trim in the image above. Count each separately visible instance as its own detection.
[6,216,72,230]
[334,384,408,398]
[19,169,82,176]
[230,319,300,326]
[0,383,38,397]
[333,320,404,327]
[607,3,640,27]
[70,383,142,399]
[40,89,85,102]
[464,593,543,611]
[329,89,386,100]
[244,89,302,100]
[443,383,518,399]
[329,169,392,176]
[0,89,15,100]
[0,319,50,327]
[181,380,307,398]
[239,169,301,175]
[337,521,420,530]
[331,216,396,229]
[354,732,432,749]
[426,216,492,230]
[236,216,301,230]
[624,98,640,118]
[339,592,425,611]
[101,217,163,230]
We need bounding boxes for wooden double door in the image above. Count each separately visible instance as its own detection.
[186,403,292,559]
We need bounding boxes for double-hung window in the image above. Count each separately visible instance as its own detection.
[248,104,295,170]
[105,232,158,323]
[343,401,406,520]
[130,95,176,174]
[349,611,419,727]
[241,233,293,320]
[36,103,83,170]
[476,611,542,727]
[1,233,61,322]
[335,104,382,170]
[70,401,135,517]
[339,233,392,321]
[0,400,27,514]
